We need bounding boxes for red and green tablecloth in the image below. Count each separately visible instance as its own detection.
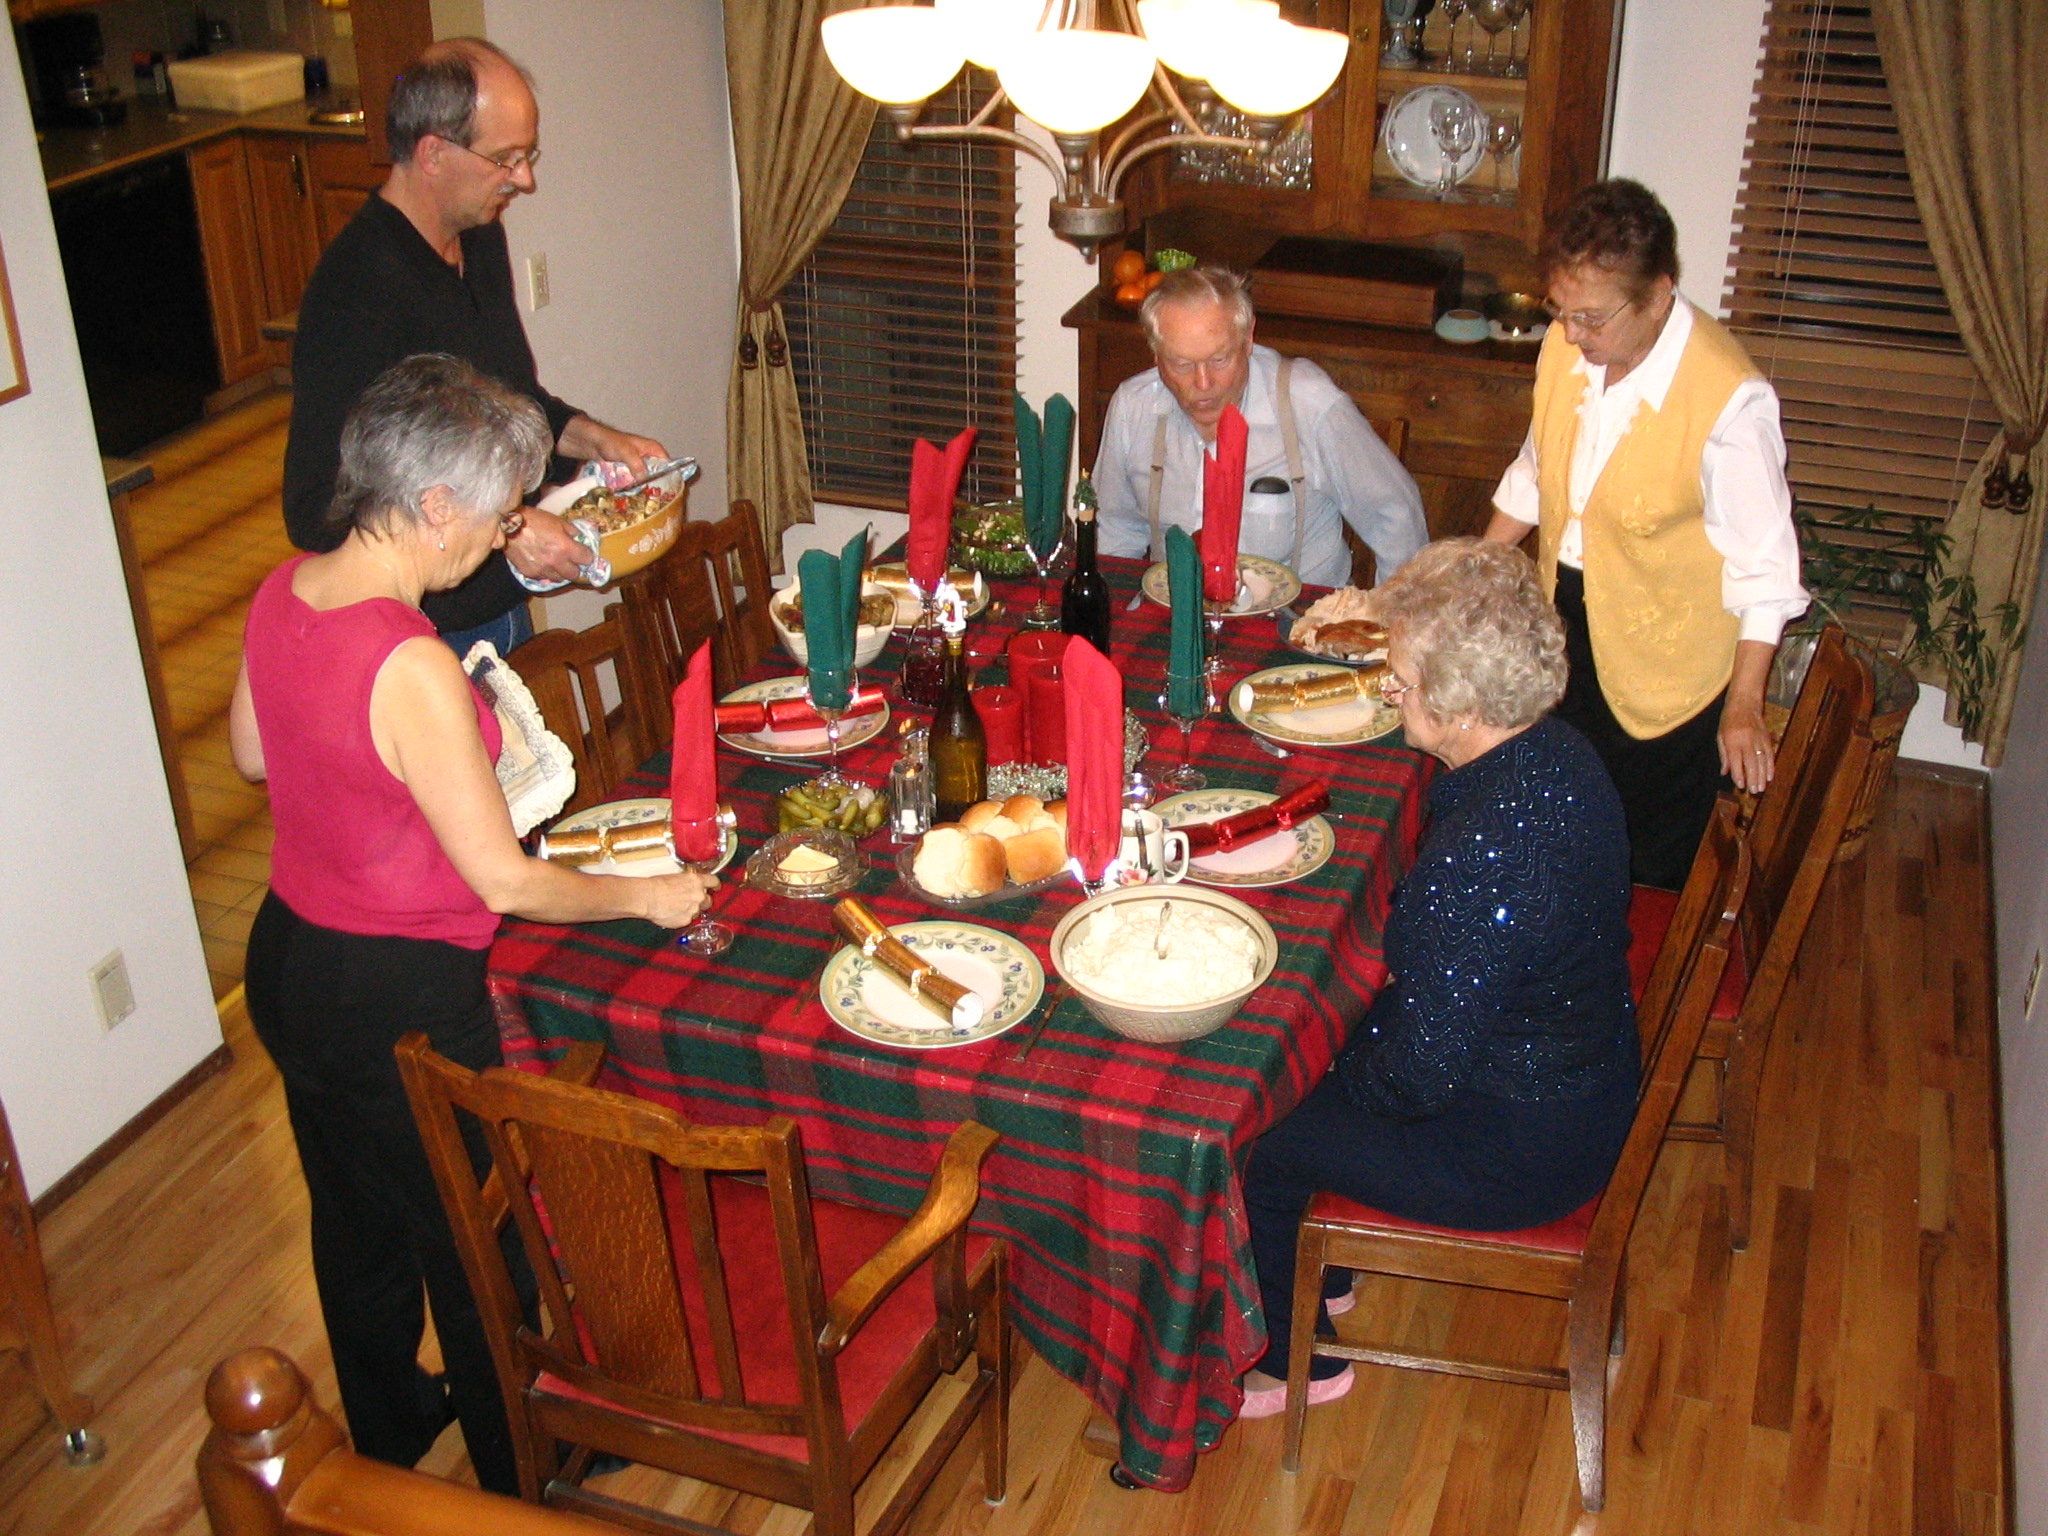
[488,557,1431,1490]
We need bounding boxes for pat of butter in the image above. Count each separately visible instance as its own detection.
[777,844,840,875]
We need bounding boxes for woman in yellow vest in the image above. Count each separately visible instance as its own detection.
[1485,180,1807,888]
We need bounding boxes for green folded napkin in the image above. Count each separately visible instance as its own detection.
[1166,525,1207,718]
[798,547,852,710]
[1013,391,1046,557]
[1036,394,1074,559]
[840,526,868,650]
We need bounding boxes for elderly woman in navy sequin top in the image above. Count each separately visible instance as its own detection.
[1237,538,1637,1420]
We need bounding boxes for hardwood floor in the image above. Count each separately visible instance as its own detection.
[0,770,2004,1535]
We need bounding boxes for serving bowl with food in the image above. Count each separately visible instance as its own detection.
[534,457,697,581]
[1050,885,1278,1043]
[769,581,897,668]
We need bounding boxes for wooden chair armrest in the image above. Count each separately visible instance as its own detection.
[818,1121,998,1356]
[288,1449,626,1535]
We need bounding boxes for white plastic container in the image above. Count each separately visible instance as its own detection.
[167,52,305,114]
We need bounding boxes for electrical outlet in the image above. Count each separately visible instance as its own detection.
[89,951,136,1032]
[2026,948,2044,1020]
[526,252,550,312]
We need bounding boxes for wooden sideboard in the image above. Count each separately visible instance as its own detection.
[1063,289,1535,541]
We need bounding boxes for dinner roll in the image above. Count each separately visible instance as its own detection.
[958,801,1005,835]
[1045,800,1069,833]
[1004,824,1067,884]
[1000,794,1045,825]
[912,826,1007,899]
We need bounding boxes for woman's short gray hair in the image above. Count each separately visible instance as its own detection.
[1139,265,1255,350]
[1374,539,1566,729]
[328,354,551,543]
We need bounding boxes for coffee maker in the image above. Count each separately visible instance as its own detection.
[22,13,129,129]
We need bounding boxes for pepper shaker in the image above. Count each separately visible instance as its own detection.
[889,727,935,842]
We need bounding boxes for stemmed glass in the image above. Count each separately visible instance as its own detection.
[1503,0,1532,76]
[809,667,859,787]
[1382,0,1424,67]
[1158,678,1214,792]
[1436,0,1469,71]
[1023,527,1066,630]
[675,807,737,957]
[1429,95,1480,200]
[1469,0,1512,73]
[1486,111,1523,202]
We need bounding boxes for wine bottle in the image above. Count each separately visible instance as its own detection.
[1060,469,1112,656]
[929,604,986,823]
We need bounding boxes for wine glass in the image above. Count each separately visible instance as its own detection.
[1159,677,1214,791]
[1382,0,1423,68]
[1023,527,1065,630]
[1485,111,1523,202]
[1469,0,1512,73]
[1429,95,1480,200]
[676,855,734,956]
[809,667,858,787]
[1436,0,1468,71]
[1503,0,1532,76]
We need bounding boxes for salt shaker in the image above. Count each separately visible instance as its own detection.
[889,727,935,842]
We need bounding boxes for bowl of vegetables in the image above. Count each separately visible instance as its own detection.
[769,582,898,668]
[777,778,890,839]
[1108,245,1195,309]
[535,458,697,580]
[952,501,1038,578]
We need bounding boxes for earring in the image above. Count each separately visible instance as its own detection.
[438,537,446,551]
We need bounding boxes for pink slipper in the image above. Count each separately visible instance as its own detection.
[1238,1365,1354,1421]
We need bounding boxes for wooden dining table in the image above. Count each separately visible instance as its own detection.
[487,555,1433,1491]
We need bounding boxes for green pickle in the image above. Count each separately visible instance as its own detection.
[776,780,889,838]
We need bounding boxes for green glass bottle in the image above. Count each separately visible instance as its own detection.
[929,626,986,824]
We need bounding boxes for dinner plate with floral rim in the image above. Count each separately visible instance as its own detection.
[1229,663,1403,747]
[1141,554,1302,618]
[820,921,1045,1050]
[548,798,738,877]
[716,677,892,761]
[1155,788,1336,889]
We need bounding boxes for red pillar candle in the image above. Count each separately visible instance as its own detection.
[972,685,1024,767]
[1008,630,1070,766]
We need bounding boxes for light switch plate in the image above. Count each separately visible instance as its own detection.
[526,251,550,311]
[89,951,136,1031]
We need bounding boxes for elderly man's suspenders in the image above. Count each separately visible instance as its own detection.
[1145,356,1307,567]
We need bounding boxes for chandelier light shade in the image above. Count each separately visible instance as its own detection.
[821,0,1349,254]
[1205,21,1349,117]
[997,29,1157,134]
[819,7,968,104]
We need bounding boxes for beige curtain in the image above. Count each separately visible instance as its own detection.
[1871,0,2048,763]
[723,1,882,572]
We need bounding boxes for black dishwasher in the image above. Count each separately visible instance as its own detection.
[50,155,220,456]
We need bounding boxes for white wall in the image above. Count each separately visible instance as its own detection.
[480,0,739,631]
[1991,523,2048,1536]
[0,48,222,1197]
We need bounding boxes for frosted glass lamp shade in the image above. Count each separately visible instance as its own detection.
[934,0,1048,71]
[999,29,1157,133]
[1206,21,1348,117]
[821,7,969,105]
[1137,0,1279,82]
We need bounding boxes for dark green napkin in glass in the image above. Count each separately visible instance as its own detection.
[839,526,868,651]
[798,547,851,710]
[1036,393,1074,559]
[1166,525,1207,717]
[1013,391,1046,555]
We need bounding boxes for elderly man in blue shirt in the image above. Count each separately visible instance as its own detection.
[1092,266,1427,589]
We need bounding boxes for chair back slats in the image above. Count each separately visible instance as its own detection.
[614,520,721,752]
[508,619,642,814]
[1587,801,1749,1258]
[1739,627,1876,1017]
[702,502,775,690]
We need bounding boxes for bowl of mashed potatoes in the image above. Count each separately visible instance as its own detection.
[1050,886,1277,1042]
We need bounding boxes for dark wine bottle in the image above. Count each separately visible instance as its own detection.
[929,631,987,823]
[1060,470,1112,656]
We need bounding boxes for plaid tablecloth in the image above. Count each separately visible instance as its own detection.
[488,557,1431,1490]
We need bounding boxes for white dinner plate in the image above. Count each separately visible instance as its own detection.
[1381,85,1486,190]
[548,798,738,877]
[1230,664,1403,747]
[1141,554,1302,618]
[716,677,892,761]
[820,922,1045,1050]
[1155,788,1336,889]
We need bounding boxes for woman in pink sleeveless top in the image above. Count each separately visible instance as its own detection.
[229,355,711,1494]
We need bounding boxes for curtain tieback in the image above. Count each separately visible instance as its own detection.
[1984,422,2044,514]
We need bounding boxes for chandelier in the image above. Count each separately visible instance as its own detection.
[821,0,1349,256]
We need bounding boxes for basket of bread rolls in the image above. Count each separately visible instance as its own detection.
[899,794,1070,907]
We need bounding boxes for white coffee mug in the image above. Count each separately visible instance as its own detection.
[1119,808,1191,884]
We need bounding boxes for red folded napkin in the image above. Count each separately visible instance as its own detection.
[907,426,978,594]
[972,685,1024,766]
[669,641,721,862]
[713,687,886,735]
[1008,630,1069,765]
[1200,404,1248,605]
[1178,781,1331,857]
[1062,638,1123,882]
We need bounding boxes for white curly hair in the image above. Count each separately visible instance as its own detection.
[1372,539,1567,729]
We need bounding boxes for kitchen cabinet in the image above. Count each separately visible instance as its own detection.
[352,0,435,164]
[308,137,381,245]
[188,137,273,388]
[244,134,321,340]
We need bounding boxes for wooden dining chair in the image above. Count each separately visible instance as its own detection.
[1627,623,1875,1251]
[395,1036,1011,1536]
[700,500,777,689]
[1344,417,1411,590]
[610,517,721,753]
[507,618,647,816]
[1281,798,1751,1513]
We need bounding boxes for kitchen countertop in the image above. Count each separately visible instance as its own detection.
[41,99,367,192]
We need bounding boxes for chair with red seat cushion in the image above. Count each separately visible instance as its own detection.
[1628,625,1874,1251]
[1281,800,1750,1514]
[395,1036,1009,1536]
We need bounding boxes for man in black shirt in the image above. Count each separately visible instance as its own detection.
[284,38,664,650]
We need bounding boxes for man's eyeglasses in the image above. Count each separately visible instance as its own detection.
[1543,296,1633,333]
[444,137,542,175]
